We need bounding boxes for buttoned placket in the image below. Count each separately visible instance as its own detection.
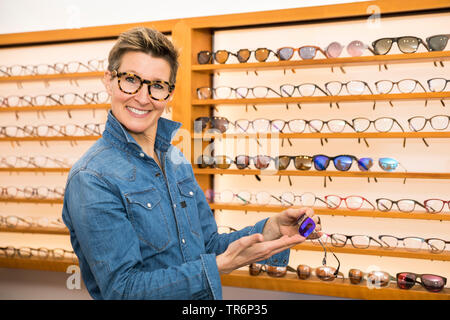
[152,148,191,262]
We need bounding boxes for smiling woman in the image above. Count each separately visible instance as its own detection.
[61,26,318,300]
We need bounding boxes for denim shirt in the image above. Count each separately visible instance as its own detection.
[62,110,289,300]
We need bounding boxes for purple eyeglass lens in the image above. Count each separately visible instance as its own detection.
[326,42,343,58]
[347,40,365,57]
[298,217,316,237]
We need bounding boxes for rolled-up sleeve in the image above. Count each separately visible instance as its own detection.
[63,169,222,299]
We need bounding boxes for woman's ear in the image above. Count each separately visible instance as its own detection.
[103,70,113,95]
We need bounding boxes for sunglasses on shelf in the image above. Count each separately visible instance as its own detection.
[197,48,277,64]
[372,36,429,55]
[312,154,374,172]
[249,263,296,277]
[348,269,396,287]
[276,46,328,61]
[426,34,450,51]
[194,116,230,133]
[325,40,375,58]
[397,272,447,293]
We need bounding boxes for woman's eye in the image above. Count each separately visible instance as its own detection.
[151,83,164,90]
[125,76,136,83]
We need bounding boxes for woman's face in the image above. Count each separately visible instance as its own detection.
[104,51,173,135]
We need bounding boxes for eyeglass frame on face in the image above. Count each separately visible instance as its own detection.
[111,70,175,101]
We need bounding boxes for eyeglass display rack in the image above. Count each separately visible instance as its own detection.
[1,0,450,300]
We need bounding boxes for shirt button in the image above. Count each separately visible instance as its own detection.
[181,239,186,244]
[173,204,177,208]
[147,203,152,208]
[139,153,145,158]
[189,191,193,196]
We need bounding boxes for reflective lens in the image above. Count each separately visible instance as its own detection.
[333,155,354,171]
[326,42,343,58]
[236,49,251,63]
[357,157,373,171]
[313,155,330,171]
[214,50,230,64]
[294,156,313,170]
[277,47,294,61]
[378,158,398,171]
[427,35,449,51]
[347,40,365,57]
[299,46,316,59]
[255,48,271,62]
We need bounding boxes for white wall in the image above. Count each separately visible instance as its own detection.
[0,0,365,34]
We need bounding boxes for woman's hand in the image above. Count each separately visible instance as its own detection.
[261,207,322,242]
[216,207,320,274]
[215,232,304,274]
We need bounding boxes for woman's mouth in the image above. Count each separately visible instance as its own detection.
[126,106,151,117]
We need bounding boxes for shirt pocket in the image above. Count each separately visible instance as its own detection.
[177,177,201,238]
[125,188,171,252]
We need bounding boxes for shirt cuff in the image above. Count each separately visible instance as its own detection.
[200,253,223,300]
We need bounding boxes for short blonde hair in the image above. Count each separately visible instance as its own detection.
[108,27,179,84]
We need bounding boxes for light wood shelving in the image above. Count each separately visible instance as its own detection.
[220,270,450,300]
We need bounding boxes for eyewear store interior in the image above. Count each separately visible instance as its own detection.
[0,1,449,300]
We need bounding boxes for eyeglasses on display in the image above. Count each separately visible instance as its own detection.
[397,272,447,292]
[325,80,374,95]
[375,198,427,213]
[194,116,230,133]
[325,40,375,58]
[0,186,65,199]
[427,78,450,92]
[276,46,328,61]
[348,269,396,287]
[352,117,404,133]
[249,263,297,277]
[279,83,329,97]
[372,36,429,55]
[312,154,374,172]
[407,115,450,132]
[324,195,375,210]
[426,34,450,51]
[111,70,174,101]
[0,91,110,108]
[374,79,427,94]
[325,233,383,249]
[424,199,450,213]
[0,123,105,138]
[0,246,75,260]
[196,86,281,100]
[0,215,66,229]
[0,156,73,168]
[378,235,450,253]
[196,155,234,169]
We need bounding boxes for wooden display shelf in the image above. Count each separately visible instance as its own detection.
[209,203,450,221]
[0,198,63,204]
[192,51,450,73]
[0,135,99,142]
[0,103,109,113]
[193,168,450,180]
[0,225,69,235]
[0,71,103,83]
[195,131,450,140]
[292,242,450,262]
[192,92,450,106]
[0,256,77,272]
[220,270,450,300]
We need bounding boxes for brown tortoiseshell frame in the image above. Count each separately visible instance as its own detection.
[112,70,175,101]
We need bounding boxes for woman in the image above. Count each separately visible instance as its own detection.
[62,27,320,300]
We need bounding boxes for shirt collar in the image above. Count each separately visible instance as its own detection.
[104,110,182,152]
